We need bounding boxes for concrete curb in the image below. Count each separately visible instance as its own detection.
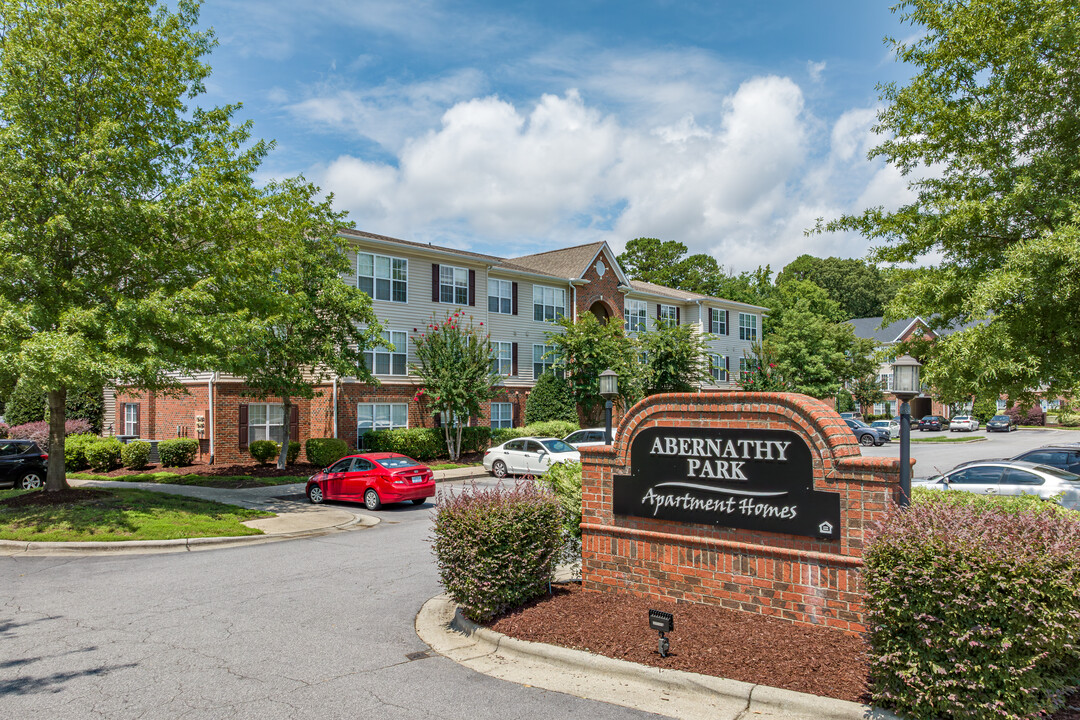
[416,593,900,720]
[0,510,377,556]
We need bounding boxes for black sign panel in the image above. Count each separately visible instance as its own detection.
[613,426,840,539]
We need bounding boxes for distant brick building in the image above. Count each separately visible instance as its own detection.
[118,231,768,465]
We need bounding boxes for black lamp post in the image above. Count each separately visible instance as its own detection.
[599,369,618,444]
[891,355,921,507]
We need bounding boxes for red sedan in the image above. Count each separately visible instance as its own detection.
[305,453,434,510]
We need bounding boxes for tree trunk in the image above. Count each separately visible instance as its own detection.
[277,397,291,470]
[46,388,69,492]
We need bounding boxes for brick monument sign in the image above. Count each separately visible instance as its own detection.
[579,392,903,634]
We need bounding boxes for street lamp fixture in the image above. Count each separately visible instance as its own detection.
[599,369,619,444]
[891,355,921,508]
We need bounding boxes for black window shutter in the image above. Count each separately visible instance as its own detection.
[134,404,141,437]
[238,404,249,448]
[433,412,442,428]
[709,308,716,332]
[468,269,476,306]
[725,356,730,380]
[512,282,518,315]
[512,343,519,376]
[656,304,661,320]
[725,310,730,335]
[290,405,300,444]
[676,307,681,325]
[512,402,520,428]
[431,264,440,302]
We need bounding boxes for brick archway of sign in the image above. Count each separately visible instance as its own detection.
[579,391,905,634]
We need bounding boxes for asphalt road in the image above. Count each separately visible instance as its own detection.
[2,429,1070,719]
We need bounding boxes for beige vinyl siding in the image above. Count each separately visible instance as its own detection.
[484,273,568,387]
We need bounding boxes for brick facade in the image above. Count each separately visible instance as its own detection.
[580,391,904,635]
[576,248,624,324]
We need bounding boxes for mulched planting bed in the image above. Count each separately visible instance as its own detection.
[488,583,870,703]
[79,461,323,478]
[0,488,107,508]
[488,584,1080,717]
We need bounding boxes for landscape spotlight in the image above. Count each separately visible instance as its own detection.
[648,609,674,658]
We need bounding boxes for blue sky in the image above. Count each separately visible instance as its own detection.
[197,1,918,272]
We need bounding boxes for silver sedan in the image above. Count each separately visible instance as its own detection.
[914,460,1080,509]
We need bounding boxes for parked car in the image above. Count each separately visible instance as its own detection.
[914,461,1080,510]
[305,452,434,509]
[563,428,611,449]
[1010,444,1080,475]
[986,414,1018,432]
[843,418,889,447]
[483,437,580,478]
[0,440,48,490]
[918,415,950,431]
[950,415,980,432]
[870,419,899,439]
[839,412,863,421]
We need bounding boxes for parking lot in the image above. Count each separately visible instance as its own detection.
[858,426,1077,478]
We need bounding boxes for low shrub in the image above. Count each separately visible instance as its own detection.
[1057,410,1080,427]
[489,421,581,447]
[538,461,583,541]
[0,422,8,439]
[64,433,98,470]
[306,437,350,468]
[490,427,528,445]
[249,440,278,465]
[120,440,152,470]
[8,419,93,451]
[459,426,492,454]
[363,427,443,460]
[84,437,123,472]
[158,438,199,467]
[433,482,564,623]
[1006,404,1046,426]
[864,488,1080,720]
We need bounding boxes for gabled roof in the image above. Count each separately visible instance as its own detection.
[509,242,607,279]
[848,317,925,344]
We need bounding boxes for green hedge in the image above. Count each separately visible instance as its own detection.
[305,437,350,468]
[84,437,123,472]
[64,433,98,471]
[158,438,199,467]
[433,482,563,622]
[491,420,581,446]
[864,488,1080,719]
[120,440,151,469]
[361,426,494,461]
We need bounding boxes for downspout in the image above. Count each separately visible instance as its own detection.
[333,377,338,439]
[571,283,576,321]
[208,372,216,465]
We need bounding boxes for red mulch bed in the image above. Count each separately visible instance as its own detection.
[487,584,1080,716]
[1,488,107,508]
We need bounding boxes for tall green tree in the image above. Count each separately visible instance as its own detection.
[412,312,500,461]
[639,322,712,395]
[736,340,790,392]
[817,0,1080,404]
[0,0,300,490]
[849,375,886,416]
[776,255,892,320]
[220,181,383,469]
[546,314,640,425]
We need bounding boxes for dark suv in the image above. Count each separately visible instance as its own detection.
[0,439,48,490]
[1010,444,1080,475]
[843,418,889,447]
[918,415,950,431]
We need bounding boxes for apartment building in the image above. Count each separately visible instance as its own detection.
[115,230,767,464]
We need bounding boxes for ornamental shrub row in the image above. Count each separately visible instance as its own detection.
[84,437,123,472]
[864,488,1080,720]
[305,437,350,468]
[490,420,580,446]
[120,441,151,470]
[157,438,198,467]
[361,426,494,461]
[248,440,300,465]
[432,481,563,622]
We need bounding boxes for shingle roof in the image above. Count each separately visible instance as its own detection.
[508,242,607,279]
[847,317,918,343]
[628,280,771,312]
[338,228,503,263]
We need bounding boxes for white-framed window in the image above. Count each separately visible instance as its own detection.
[440,265,469,305]
[659,304,678,326]
[533,344,558,377]
[491,342,513,376]
[873,402,887,415]
[489,279,512,314]
[533,285,567,322]
[739,357,751,381]
[709,354,727,383]
[739,313,758,341]
[124,403,139,436]
[364,331,408,375]
[1049,399,1061,410]
[710,309,726,334]
[249,403,285,443]
[357,403,408,434]
[490,402,513,429]
[357,252,407,303]
[624,299,648,332]
[879,373,893,391]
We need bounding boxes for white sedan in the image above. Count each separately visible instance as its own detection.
[483,437,580,478]
[563,428,612,449]
[914,461,1080,509]
[950,415,980,432]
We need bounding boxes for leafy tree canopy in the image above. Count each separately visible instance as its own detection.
[525,371,577,425]
[546,313,640,425]
[776,255,892,320]
[639,322,712,395]
[817,0,1080,403]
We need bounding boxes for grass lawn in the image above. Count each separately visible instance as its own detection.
[910,435,987,443]
[0,487,273,542]
[67,472,307,489]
